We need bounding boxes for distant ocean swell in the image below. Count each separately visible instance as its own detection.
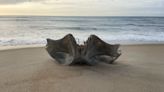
[0,16,164,46]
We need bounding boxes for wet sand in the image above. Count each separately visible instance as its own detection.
[0,45,164,92]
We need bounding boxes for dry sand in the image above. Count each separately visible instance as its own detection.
[0,45,164,92]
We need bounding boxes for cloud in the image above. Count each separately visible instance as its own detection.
[0,0,26,4]
[0,0,163,16]
[0,0,44,4]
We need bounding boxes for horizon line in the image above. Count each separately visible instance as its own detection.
[0,15,164,17]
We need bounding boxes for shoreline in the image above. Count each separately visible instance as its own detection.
[0,42,164,51]
[0,44,45,51]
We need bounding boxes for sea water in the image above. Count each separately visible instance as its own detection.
[0,16,164,46]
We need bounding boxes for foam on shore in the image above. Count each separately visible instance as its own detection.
[0,44,44,51]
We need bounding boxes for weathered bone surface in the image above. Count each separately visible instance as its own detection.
[46,34,121,65]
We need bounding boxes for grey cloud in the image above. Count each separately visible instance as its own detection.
[0,0,28,4]
[0,0,44,4]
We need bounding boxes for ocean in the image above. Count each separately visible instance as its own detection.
[0,16,164,46]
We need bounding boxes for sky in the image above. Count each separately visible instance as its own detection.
[0,0,163,16]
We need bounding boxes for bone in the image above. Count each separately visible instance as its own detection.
[46,34,121,65]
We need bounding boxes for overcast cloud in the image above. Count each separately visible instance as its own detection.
[0,0,163,16]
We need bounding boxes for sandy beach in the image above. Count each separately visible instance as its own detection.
[0,44,164,92]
